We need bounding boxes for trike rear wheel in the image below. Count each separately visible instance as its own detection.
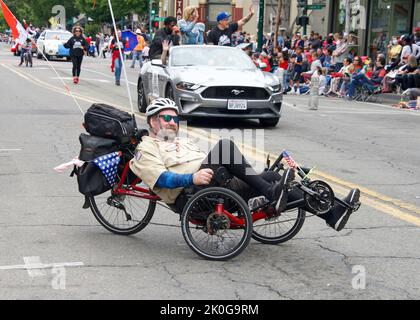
[88,191,156,236]
[181,187,252,261]
[252,208,306,244]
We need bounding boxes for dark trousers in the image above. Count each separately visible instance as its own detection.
[71,55,83,77]
[201,139,273,199]
[396,74,420,90]
[174,139,334,224]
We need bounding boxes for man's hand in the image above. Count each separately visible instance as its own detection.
[248,4,255,16]
[162,39,170,52]
[193,168,214,185]
[238,4,254,27]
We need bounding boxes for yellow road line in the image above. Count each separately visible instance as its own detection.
[2,62,420,227]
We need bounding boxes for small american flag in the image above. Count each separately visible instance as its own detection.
[282,151,297,170]
[93,152,121,186]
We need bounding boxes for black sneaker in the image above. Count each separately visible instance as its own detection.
[115,80,120,86]
[268,168,295,214]
[327,188,361,231]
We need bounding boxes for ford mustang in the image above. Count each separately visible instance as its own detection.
[137,45,282,127]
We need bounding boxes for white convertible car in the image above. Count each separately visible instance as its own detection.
[36,29,72,60]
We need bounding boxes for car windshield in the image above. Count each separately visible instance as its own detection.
[46,32,72,41]
[170,46,256,69]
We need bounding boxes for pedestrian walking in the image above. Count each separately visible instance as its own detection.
[130,29,146,69]
[64,26,89,84]
[110,30,127,86]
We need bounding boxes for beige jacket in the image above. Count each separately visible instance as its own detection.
[129,136,207,204]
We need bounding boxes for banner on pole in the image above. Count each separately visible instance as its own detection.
[176,0,183,21]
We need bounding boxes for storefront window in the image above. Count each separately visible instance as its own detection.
[332,0,368,57]
[414,1,420,28]
[368,0,413,58]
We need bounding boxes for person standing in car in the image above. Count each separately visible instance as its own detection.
[207,5,254,46]
[149,17,180,64]
[64,26,89,84]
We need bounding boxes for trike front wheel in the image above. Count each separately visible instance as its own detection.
[252,208,306,244]
[181,187,252,261]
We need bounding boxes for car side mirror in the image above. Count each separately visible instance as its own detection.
[151,59,166,68]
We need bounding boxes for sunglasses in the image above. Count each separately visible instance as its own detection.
[159,114,179,123]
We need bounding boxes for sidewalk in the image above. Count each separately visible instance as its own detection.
[379,93,404,106]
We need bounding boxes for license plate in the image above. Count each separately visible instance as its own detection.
[228,100,247,110]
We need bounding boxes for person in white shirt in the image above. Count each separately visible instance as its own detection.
[400,35,420,63]
[301,51,322,82]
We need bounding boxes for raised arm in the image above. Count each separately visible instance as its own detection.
[238,4,255,28]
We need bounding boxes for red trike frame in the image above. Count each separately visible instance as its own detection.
[112,162,274,228]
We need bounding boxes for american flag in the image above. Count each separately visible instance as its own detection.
[282,151,297,170]
[93,152,121,186]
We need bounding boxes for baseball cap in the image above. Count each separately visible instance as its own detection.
[217,12,231,22]
[135,28,141,34]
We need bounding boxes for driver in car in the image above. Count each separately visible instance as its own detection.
[130,98,360,231]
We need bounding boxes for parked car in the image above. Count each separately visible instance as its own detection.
[36,30,72,60]
[137,45,282,127]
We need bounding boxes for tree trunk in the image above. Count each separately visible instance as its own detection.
[273,0,283,51]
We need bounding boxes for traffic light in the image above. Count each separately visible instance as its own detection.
[153,21,159,28]
[297,16,309,26]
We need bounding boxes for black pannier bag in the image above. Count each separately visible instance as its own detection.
[84,103,137,144]
[75,162,111,196]
[73,134,120,196]
[79,133,118,161]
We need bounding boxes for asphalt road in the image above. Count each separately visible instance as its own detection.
[0,43,419,300]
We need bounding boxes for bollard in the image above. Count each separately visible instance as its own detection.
[308,75,319,110]
[274,68,285,94]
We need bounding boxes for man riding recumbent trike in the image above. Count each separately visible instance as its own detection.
[73,98,361,261]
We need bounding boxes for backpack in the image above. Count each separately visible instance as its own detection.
[84,104,137,144]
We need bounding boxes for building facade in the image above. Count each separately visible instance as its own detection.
[161,0,420,55]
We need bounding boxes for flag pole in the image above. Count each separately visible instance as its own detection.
[107,0,135,115]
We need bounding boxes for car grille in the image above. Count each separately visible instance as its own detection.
[201,86,270,100]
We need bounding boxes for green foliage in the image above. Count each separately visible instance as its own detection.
[0,0,147,30]
[84,22,101,36]
[74,0,148,25]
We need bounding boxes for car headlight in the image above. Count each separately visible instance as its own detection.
[268,84,281,93]
[176,82,202,91]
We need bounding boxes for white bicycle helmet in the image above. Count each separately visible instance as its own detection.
[146,98,179,118]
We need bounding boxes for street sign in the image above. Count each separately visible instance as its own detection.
[154,17,165,21]
[304,4,325,10]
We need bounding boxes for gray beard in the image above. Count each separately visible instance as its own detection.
[156,128,178,142]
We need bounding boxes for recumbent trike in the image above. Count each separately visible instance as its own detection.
[82,128,359,261]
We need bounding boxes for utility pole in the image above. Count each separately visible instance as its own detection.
[302,1,308,35]
[257,0,265,52]
[149,0,153,35]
